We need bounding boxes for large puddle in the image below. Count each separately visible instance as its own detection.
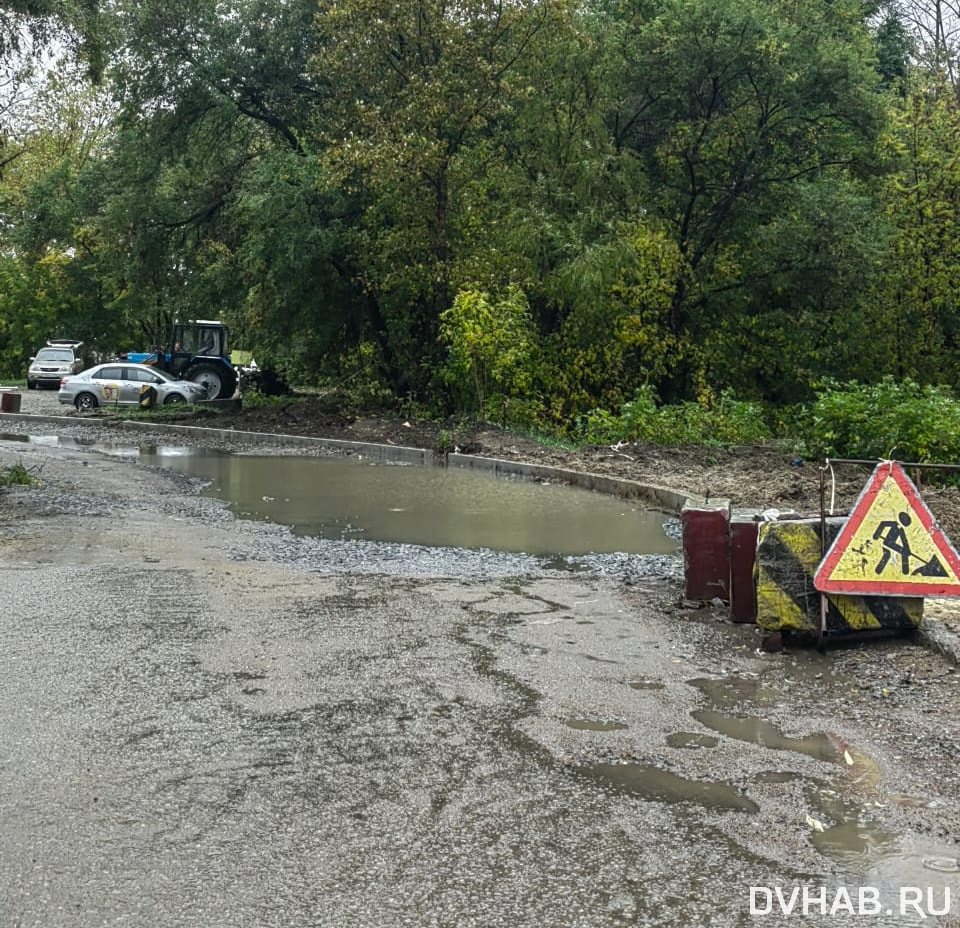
[148,449,677,555]
[1,433,677,556]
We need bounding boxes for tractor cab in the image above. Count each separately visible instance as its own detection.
[172,320,229,359]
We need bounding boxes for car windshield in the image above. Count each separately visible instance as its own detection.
[143,368,182,383]
[37,349,74,361]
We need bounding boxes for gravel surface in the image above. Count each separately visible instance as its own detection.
[3,394,960,927]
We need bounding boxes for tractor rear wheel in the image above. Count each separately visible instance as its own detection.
[185,362,237,400]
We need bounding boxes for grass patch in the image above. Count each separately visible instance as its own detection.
[0,462,39,487]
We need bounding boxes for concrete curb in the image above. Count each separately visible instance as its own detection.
[446,452,698,512]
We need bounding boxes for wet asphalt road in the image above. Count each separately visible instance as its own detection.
[3,416,960,928]
[0,554,730,925]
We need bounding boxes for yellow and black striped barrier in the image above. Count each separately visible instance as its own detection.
[756,518,922,636]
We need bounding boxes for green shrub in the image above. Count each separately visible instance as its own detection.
[439,286,540,426]
[0,462,37,487]
[577,387,771,447]
[803,377,960,462]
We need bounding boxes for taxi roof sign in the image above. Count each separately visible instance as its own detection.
[814,461,960,597]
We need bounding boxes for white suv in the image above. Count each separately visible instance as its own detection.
[27,339,86,389]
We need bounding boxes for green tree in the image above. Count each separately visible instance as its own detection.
[0,0,105,80]
[0,59,118,373]
[77,0,342,371]
[311,0,586,394]
[603,0,889,400]
[539,222,686,422]
[868,73,960,388]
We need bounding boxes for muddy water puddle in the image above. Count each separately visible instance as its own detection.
[0,433,676,555]
[148,448,677,555]
[566,664,958,911]
[564,718,628,731]
[579,761,760,812]
[682,672,960,901]
[691,708,839,761]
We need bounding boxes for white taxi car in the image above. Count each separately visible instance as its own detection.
[58,363,208,410]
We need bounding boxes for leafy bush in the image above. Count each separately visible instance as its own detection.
[578,387,771,447]
[439,286,542,427]
[0,462,37,487]
[803,377,960,462]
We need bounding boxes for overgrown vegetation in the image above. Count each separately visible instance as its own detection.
[803,378,960,463]
[577,388,773,449]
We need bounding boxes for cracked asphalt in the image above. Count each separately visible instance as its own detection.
[2,415,960,928]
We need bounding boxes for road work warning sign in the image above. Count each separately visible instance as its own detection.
[814,461,960,596]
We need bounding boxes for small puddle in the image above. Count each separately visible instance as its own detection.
[689,675,781,710]
[812,818,898,862]
[691,709,840,762]
[563,718,628,732]
[688,676,842,762]
[579,762,759,813]
[667,732,719,749]
[753,770,810,785]
[924,857,960,874]
[629,680,665,691]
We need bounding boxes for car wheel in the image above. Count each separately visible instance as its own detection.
[163,393,186,405]
[27,380,36,390]
[74,392,98,411]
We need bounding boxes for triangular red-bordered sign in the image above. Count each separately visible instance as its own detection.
[814,461,960,596]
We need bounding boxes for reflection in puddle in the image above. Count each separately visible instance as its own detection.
[579,762,758,813]
[667,731,719,749]
[564,718,628,732]
[628,680,665,691]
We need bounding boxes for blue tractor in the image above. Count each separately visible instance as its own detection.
[122,319,239,400]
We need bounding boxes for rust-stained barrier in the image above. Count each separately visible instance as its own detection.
[0,389,21,413]
[729,512,761,623]
[680,501,730,602]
